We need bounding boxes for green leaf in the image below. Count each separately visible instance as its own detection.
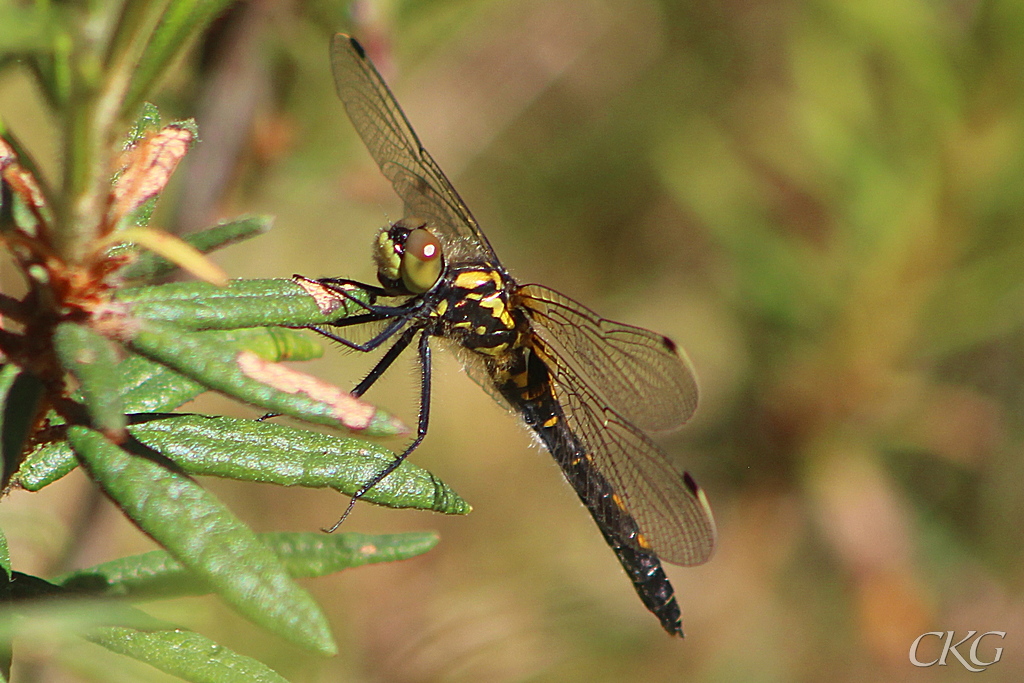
[14,440,75,493]
[116,278,371,330]
[125,415,468,512]
[53,322,127,438]
[88,627,288,683]
[0,363,46,489]
[21,414,467,515]
[125,320,404,436]
[115,328,323,413]
[58,531,439,600]
[66,426,336,655]
[116,328,322,414]
[266,530,440,575]
[118,216,274,282]
[114,355,206,414]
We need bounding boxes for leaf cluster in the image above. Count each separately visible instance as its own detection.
[0,3,464,680]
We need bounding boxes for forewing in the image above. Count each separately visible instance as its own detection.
[330,34,497,265]
[520,284,698,432]
[529,334,716,565]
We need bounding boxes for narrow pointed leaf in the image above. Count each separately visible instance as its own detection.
[124,415,468,512]
[58,531,439,600]
[116,355,205,413]
[22,415,466,513]
[119,216,274,282]
[117,279,371,330]
[125,320,404,435]
[15,441,76,492]
[118,328,322,413]
[53,322,127,438]
[89,627,287,683]
[66,426,336,655]
[262,531,440,575]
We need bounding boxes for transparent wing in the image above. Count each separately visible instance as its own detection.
[330,34,498,266]
[518,285,713,565]
[519,284,698,432]
[528,332,716,566]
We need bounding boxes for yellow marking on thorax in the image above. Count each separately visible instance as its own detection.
[477,293,504,312]
[635,533,653,550]
[542,415,559,428]
[431,299,449,317]
[454,269,502,290]
[611,493,627,511]
[477,293,515,328]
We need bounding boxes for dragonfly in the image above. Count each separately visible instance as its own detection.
[307,33,716,636]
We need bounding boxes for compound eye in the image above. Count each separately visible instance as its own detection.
[374,229,402,284]
[400,228,443,293]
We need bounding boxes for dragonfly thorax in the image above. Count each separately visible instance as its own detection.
[373,222,444,295]
[431,266,523,357]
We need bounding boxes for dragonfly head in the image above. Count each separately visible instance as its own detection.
[374,222,444,295]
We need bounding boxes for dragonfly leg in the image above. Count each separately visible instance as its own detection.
[351,323,419,397]
[296,273,415,323]
[308,310,409,353]
[260,286,418,421]
[314,275,390,298]
[324,331,432,532]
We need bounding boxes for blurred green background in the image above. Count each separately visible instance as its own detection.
[3,0,1024,680]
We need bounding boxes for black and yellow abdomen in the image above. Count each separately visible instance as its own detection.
[490,343,684,636]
